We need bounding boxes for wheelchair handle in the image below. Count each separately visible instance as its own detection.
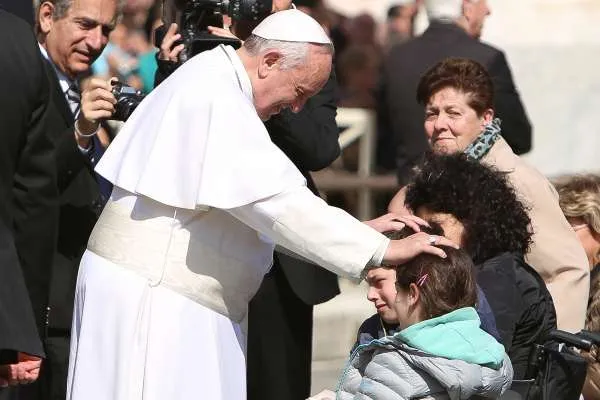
[547,330,593,351]
[578,330,600,346]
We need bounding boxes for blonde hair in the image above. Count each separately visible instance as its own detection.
[554,174,600,237]
[554,174,600,334]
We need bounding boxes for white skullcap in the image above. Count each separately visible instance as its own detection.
[424,0,463,21]
[252,9,332,44]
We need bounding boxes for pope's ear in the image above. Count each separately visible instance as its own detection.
[257,50,283,78]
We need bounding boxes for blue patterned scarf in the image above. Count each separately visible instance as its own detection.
[464,118,502,161]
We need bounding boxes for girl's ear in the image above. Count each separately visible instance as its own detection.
[408,283,420,307]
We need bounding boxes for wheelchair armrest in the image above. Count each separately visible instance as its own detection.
[547,330,593,351]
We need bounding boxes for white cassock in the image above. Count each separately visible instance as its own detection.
[66,43,389,400]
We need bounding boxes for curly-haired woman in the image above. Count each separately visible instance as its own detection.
[389,57,589,333]
[405,153,556,380]
[554,174,600,399]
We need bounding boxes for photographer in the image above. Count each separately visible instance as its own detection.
[152,2,340,399]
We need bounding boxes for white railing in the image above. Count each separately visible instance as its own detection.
[336,108,377,220]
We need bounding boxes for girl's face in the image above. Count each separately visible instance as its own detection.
[366,267,399,324]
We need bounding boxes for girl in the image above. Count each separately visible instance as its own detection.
[336,246,513,399]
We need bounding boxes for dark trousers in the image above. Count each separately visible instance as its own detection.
[247,264,313,400]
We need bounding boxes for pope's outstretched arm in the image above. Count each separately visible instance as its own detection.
[227,186,454,279]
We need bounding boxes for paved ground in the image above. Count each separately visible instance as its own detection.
[310,278,375,395]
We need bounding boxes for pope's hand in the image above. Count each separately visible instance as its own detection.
[363,213,428,233]
[158,23,185,63]
[383,232,458,265]
[0,353,42,387]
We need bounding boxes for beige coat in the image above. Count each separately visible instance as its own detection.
[483,138,589,332]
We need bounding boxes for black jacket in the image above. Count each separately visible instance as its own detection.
[43,62,103,332]
[0,0,34,25]
[378,21,532,184]
[477,252,557,379]
[264,70,341,305]
[0,9,57,360]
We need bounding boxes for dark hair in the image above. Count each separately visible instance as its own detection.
[416,57,494,116]
[383,222,444,241]
[405,153,533,264]
[395,246,477,319]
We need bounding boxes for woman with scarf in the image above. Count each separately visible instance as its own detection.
[388,57,589,335]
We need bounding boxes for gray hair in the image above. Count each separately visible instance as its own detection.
[243,34,333,70]
[37,0,125,20]
[424,0,480,22]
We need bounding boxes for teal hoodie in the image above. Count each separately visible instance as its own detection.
[396,306,505,369]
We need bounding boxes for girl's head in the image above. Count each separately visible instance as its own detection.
[367,224,443,324]
[393,246,477,329]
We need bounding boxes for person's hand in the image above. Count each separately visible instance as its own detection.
[207,26,240,41]
[158,23,185,62]
[383,232,458,265]
[363,213,428,233]
[75,77,117,148]
[0,353,42,387]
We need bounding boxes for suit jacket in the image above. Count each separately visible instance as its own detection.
[264,71,341,305]
[0,10,56,359]
[42,61,103,332]
[379,21,532,185]
[0,0,34,26]
[483,137,589,333]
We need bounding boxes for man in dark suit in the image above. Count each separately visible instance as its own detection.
[28,1,120,398]
[379,0,532,185]
[0,7,57,394]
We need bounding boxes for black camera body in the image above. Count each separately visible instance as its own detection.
[111,81,146,122]
[170,0,272,61]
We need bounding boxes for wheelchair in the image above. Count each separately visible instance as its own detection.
[501,330,600,400]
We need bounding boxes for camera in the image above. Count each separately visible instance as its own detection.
[111,81,146,122]
[163,0,273,61]
[111,0,273,121]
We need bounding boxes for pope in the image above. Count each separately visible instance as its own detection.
[65,9,455,400]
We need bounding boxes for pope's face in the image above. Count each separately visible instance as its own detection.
[254,45,331,121]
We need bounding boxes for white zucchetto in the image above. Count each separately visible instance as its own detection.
[252,9,331,45]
